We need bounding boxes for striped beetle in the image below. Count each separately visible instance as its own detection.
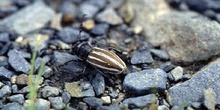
[44,15,127,74]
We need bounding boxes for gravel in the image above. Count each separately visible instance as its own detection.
[0,67,15,81]
[83,97,104,109]
[92,73,105,96]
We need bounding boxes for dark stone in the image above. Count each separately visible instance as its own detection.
[59,1,78,15]
[0,42,11,55]
[1,102,24,110]
[0,67,15,81]
[0,85,11,98]
[131,45,154,64]
[123,69,167,94]
[8,49,30,74]
[183,0,208,13]
[0,33,10,42]
[7,94,24,104]
[92,73,105,96]
[122,94,158,108]
[160,62,175,73]
[150,49,169,60]
[62,92,71,104]
[11,85,18,93]
[84,0,107,9]
[83,97,103,108]
[12,0,30,8]
[97,104,121,110]
[80,3,99,18]
[91,23,109,36]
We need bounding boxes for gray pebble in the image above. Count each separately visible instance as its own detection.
[0,85,11,98]
[131,46,154,64]
[96,8,123,25]
[92,73,105,96]
[150,49,169,60]
[85,0,107,9]
[160,62,175,73]
[62,92,71,104]
[0,67,15,81]
[0,0,55,35]
[34,57,43,72]
[204,88,216,110]
[59,1,78,15]
[190,102,201,109]
[91,23,109,36]
[0,33,10,42]
[42,66,53,78]
[40,86,61,98]
[49,97,65,110]
[7,94,24,104]
[11,85,18,93]
[80,3,99,18]
[123,69,167,94]
[158,105,169,110]
[170,66,183,81]
[35,98,51,110]
[122,94,158,108]
[8,49,30,74]
[83,97,103,108]
[2,102,24,110]
[108,0,124,9]
[97,104,121,110]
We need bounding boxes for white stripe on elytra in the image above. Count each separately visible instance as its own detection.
[87,55,106,64]
[88,61,120,72]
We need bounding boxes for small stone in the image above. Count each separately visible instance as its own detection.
[133,25,143,34]
[108,0,124,9]
[16,74,28,85]
[0,67,15,81]
[80,3,99,18]
[91,23,109,36]
[92,73,105,96]
[182,73,192,80]
[160,62,175,73]
[204,88,216,110]
[83,97,104,108]
[190,102,201,109]
[119,2,134,23]
[85,0,107,9]
[17,86,29,94]
[109,91,118,98]
[96,8,123,25]
[83,19,95,30]
[59,1,78,16]
[35,98,51,110]
[11,85,18,93]
[123,69,167,94]
[150,49,170,60]
[0,56,8,68]
[8,49,31,74]
[40,86,61,98]
[131,45,154,64]
[0,33,10,42]
[158,105,169,110]
[49,97,65,110]
[0,0,55,35]
[101,96,111,104]
[97,104,121,110]
[2,102,24,110]
[42,66,53,78]
[0,85,11,98]
[62,92,71,104]
[34,57,43,72]
[170,66,183,81]
[27,34,49,52]
[58,27,90,43]
[65,81,95,98]
[122,94,158,108]
[7,94,24,104]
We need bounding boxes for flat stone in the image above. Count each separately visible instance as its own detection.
[150,49,169,60]
[167,58,220,106]
[0,33,10,42]
[122,94,158,108]
[96,8,123,25]
[0,0,55,36]
[170,66,183,81]
[101,96,111,104]
[48,97,65,110]
[8,49,31,74]
[35,98,51,110]
[0,67,15,81]
[7,94,24,104]
[97,104,121,110]
[92,73,105,96]
[131,45,154,64]
[65,81,95,98]
[204,88,216,110]
[0,85,11,98]
[83,97,103,109]
[2,102,24,110]
[62,92,71,104]
[40,86,61,98]
[123,69,167,94]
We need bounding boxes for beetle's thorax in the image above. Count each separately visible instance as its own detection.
[72,42,92,60]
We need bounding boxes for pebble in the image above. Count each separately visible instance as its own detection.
[101,96,111,104]
[91,23,109,36]
[167,58,220,106]
[158,105,169,110]
[0,33,10,42]
[108,0,124,9]
[7,94,24,104]
[92,73,105,96]
[42,66,53,78]
[59,1,78,16]
[96,8,123,25]
[160,62,175,73]
[0,0,55,35]
[82,19,95,30]
[170,66,183,81]
[27,34,49,52]
[83,97,104,109]
[122,94,158,108]
[16,74,28,86]
[62,92,71,104]
[97,104,121,110]
[13,0,30,7]
[53,51,79,66]
[85,0,107,9]
[34,57,43,72]
[150,49,170,60]
[8,49,31,74]
[65,81,95,98]
[80,3,99,18]
[35,98,51,110]
[0,67,15,81]
[0,56,8,68]
[48,97,65,110]
[40,86,61,98]
[1,102,25,110]
[119,1,134,23]
[131,45,154,64]
[58,27,90,43]
[0,42,11,55]
[203,88,216,110]
[11,85,18,93]
[123,68,167,94]
[0,85,11,98]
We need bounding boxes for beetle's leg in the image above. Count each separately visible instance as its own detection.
[40,45,71,53]
[107,47,123,54]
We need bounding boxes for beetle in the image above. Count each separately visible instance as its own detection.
[43,14,127,74]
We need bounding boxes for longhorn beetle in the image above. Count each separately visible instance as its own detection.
[42,14,127,74]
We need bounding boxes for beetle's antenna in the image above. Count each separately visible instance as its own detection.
[77,14,87,41]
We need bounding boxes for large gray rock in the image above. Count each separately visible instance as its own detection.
[0,0,55,35]
[167,58,220,106]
